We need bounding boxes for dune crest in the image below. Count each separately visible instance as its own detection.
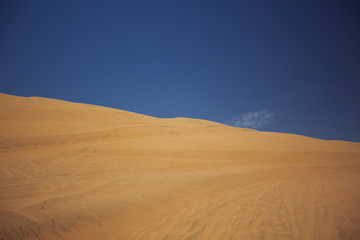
[0,93,359,240]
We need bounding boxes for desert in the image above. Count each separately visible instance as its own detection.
[0,93,359,240]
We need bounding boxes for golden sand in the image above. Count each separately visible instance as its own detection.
[0,93,359,240]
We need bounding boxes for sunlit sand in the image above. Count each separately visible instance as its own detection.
[0,93,359,240]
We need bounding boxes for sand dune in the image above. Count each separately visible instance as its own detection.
[0,93,359,240]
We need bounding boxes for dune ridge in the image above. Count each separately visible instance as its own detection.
[0,93,359,240]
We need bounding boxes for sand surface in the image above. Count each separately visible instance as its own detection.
[0,93,360,240]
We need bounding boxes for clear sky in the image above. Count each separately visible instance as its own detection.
[1,0,360,141]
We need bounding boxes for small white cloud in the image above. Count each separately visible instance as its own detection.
[226,110,274,129]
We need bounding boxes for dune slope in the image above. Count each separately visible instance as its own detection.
[0,93,359,240]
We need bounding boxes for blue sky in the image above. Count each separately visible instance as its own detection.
[1,0,360,141]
